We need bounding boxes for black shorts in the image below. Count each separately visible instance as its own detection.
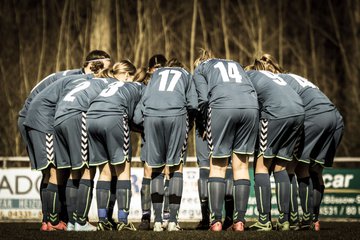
[26,127,55,170]
[55,112,88,170]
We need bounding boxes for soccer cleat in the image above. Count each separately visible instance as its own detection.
[299,219,312,230]
[311,220,320,231]
[275,220,290,231]
[138,216,151,230]
[222,216,233,231]
[196,219,210,230]
[97,221,113,231]
[116,222,137,231]
[209,221,222,232]
[249,221,272,231]
[153,222,163,232]
[289,221,301,231]
[66,222,75,231]
[162,212,170,229]
[167,222,182,231]
[40,222,48,231]
[231,221,245,232]
[47,221,67,231]
[74,222,97,231]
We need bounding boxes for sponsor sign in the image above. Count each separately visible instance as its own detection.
[0,167,359,221]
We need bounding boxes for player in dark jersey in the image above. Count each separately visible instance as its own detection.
[21,50,111,231]
[134,58,198,231]
[86,63,142,232]
[193,49,259,232]
[245,64,305,231]
[54,60,136,231]
[137,54,170,231]
[254,54,344,231]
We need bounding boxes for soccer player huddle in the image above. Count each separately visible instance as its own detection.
[18,49,344,232]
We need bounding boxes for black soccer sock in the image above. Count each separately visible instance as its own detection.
[254,173,271,224]
[169,172,183,223]
[289,174,299,224]
[225,169,234,222]
[141,177,151,218]
[76,179,94,225]
[108,176,117,221]
[274,170,290,223]
[96,180,111,222]
[233,179,250,223]
[151,172,164,223]
[163,178,170,217]
[310,171,324,222]
[66,179,79,225]
[208,177,226,224]
[58,184,67,222]
[198,168,209,222]
[116,180,132,224]
[46,183,61,225]
[40,181,48,222]
[298,177,313,223]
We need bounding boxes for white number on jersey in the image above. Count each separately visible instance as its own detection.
[214,62,242,83]
[63,81,91,102]
[288,73,318,89]
[259,70,287,86]
[158,70,182,92]
[99,81,125,97]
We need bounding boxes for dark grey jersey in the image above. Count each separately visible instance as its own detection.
[19,69,83,117]
[193,59,258,109]
[87,82,145,119]
[54,77,117,126]
[279,73,335,115]
[23,74,91,133]
[247,70,304,119]
[140,67,198,117]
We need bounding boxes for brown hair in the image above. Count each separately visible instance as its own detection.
[258,54,284,73]
[83,50,111,74]
[166,58,184,68]
[194,48,215,68]
[96,60,136,79]
[133,67,151,85]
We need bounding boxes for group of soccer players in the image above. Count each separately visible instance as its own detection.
[18,48,344,232]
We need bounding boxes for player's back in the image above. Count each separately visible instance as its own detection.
[87,82,145,119]
[247,70,304,119]
[24,74,89,133]
[19,69,83,117]
[279,73,335,115]
[194,58,258,109]
[54,77,117,126]
[141,67,198,117]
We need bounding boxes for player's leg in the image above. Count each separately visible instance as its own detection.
[231,153,251,232]
[114,161,136,231]
[167,164,184,231]
[95,163,113,230]
[223,166,234,230]
[75,166,96,231]
[139,162,152,230]
[273,159,291,230]
[195,131,210,230]
[309,163,324,231]
[208,157,228,231]
[287,160,300,229]
[250,155,273,231]
[144,116,166,231]
[65,169,80,231]
[162,167,170,228]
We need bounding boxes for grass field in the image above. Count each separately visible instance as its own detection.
[1,221,360,240]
